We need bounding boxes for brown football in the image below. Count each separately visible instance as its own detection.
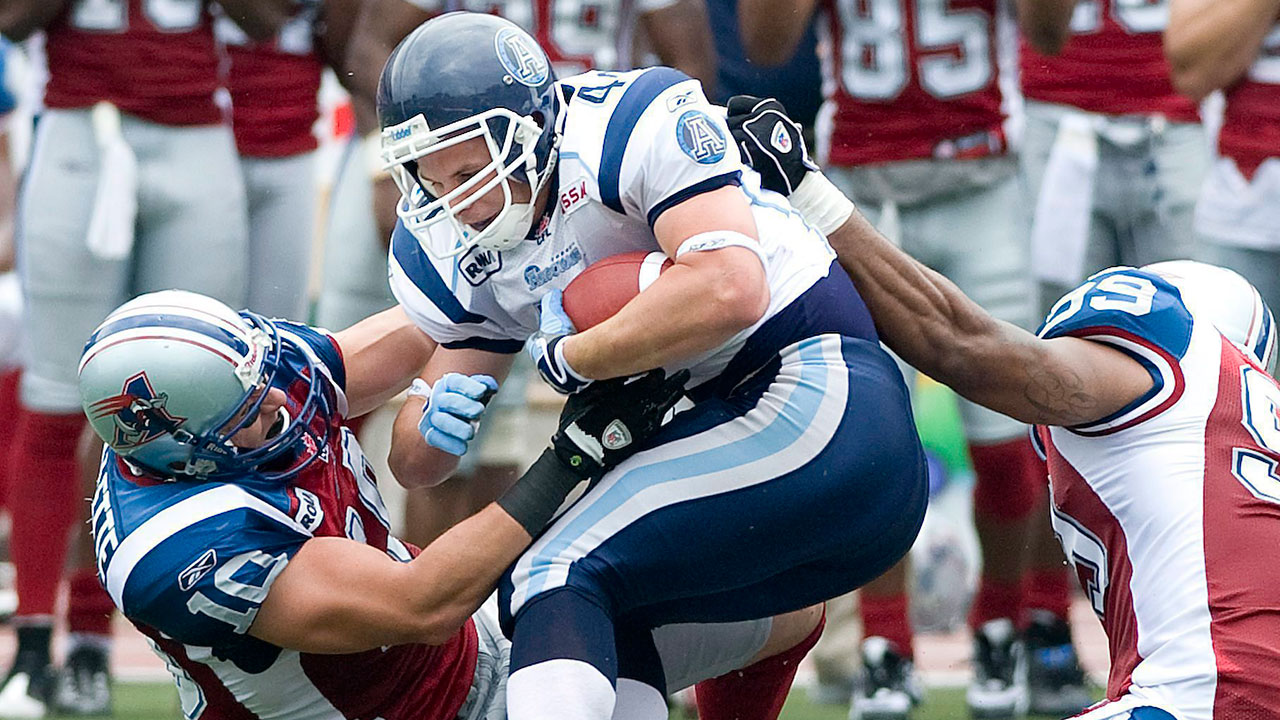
[562,251,673,330]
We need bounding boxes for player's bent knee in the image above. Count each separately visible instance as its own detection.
[753,604,824,664]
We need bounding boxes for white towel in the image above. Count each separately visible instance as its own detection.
[86,101,138,261]
[1030,113,1098,286]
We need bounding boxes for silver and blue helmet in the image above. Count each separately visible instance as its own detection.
[377,11,561,258]
[78,290,333,482]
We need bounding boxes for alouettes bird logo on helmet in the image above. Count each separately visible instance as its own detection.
[89,372,187,449]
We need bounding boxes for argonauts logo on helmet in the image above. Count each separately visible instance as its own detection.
[495,27,549,87]
[88,371,187,449]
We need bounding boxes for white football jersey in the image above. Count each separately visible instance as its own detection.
[389,67,836,390]
[1035,267,1280,719]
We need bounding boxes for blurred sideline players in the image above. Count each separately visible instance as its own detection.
[739,1,1088,717]
[1165,0,1280,312]
[0,1,294,716]
[217,0,363,323]
[1017,0,1206,315]
[0,37,20,622]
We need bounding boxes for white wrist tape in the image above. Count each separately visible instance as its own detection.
[790,172,856,237]
[407,378,432,400]
[675,230,767,267]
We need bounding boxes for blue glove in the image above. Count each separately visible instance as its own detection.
[415,373,500,456]
[526,289,592,395]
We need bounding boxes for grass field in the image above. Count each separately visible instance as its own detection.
[70,683,1081,719]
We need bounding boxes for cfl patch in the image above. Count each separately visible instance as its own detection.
[495,27,549,87]
[770,121,792,153]
[676,110,727,165]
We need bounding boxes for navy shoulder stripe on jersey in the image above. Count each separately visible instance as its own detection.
[441,337,524,354]
[600,67,692,214]
[646,171,741,227]
[391,222,489,325]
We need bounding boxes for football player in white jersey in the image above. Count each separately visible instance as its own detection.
[80,289,819,720]
[729,96,1280,720]
[377,13,930,720]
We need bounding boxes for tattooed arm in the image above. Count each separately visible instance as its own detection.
[823,209,1152,427]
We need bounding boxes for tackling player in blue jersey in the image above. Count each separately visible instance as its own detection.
[79,290,827,720]
[375,12,929,720]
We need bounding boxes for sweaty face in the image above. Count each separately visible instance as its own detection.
[416,135,532,231]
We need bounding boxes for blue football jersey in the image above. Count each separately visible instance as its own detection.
[90,322,477,720]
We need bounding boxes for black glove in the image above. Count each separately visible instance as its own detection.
[726,95,818,196]
[552,368,691,479]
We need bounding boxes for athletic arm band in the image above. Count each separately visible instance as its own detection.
[496,448,587,536]
[675,230,767,267]
[789,172,856,237]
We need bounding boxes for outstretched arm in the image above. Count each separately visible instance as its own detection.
[723,96,1152,427]
[248,370,689,653]
[820,208,1151,426]
[332,305,437,417]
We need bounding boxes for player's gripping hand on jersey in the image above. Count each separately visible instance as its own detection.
[409,373,499,456]
[726,95,855,238]
[500,367,690,535]
[526,289,592,395]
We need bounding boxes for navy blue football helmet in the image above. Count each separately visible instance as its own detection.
[377,12,561,258]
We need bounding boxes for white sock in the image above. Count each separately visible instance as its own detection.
[610,679,667,720]
[507,658,616,720]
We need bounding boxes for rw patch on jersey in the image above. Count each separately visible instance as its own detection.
[460,245,503,287]
[495,27,549,87]
[676,110,727,165]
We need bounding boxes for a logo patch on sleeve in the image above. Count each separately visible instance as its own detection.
[676,110,727,165]
[494,27,549,87]
[178,549,217,592]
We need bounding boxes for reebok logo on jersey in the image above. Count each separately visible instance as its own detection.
[666,90,695,112]
[460,245,503,287]
[676,110,727,165]
[770,121,792,153]
[178,549,218,592]
[495,27,549,87]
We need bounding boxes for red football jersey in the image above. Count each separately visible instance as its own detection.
[219,7,324,157]
[817,0,1007,166]
[43,0,222,126]
[1020,0,1197,121]
[1218,26,1280,180]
